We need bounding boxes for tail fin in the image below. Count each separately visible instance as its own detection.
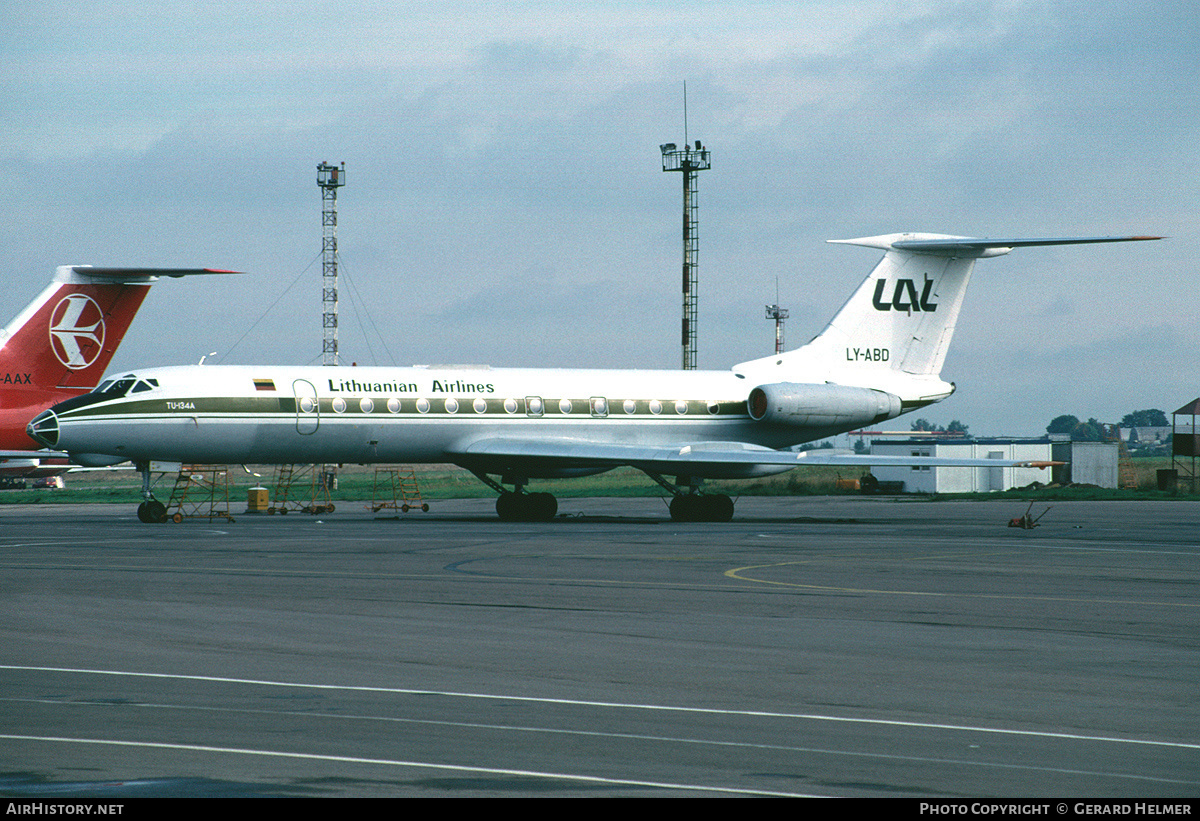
[0,266,236,389]
[0,266,236,450]
[737,233,1161,380]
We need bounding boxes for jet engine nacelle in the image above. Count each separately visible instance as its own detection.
[747,382,902,427]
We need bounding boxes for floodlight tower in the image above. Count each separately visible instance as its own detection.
[765,303,789,354]
[317,161,346,366]
[765,276,789,354]
[661,139,710,370]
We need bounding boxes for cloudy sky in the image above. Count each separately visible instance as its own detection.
[2,2,1195,435]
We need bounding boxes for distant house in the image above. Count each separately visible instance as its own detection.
[1121,426,1171,446]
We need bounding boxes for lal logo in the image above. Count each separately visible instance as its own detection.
[872,278,938,312]
[49,293,106,370]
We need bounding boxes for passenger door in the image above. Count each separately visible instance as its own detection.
[294,379,319,434]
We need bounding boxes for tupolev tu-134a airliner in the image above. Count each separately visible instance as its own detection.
[28,232,1160,522]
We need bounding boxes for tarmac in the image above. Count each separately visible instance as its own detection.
[1,496,1197,797]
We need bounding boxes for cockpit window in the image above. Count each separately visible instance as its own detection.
[108,378,136,396]
[90,374,140,398]
[130,379,158,393]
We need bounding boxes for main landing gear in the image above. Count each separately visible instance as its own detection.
[645,472,735,523]
[668,492,734,523]
[468,469,735,523]
[495,490,558,522]
[471,470,559,522]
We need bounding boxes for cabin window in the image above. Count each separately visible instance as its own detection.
[359,398,374,413]
[707,401,720,415]
[504,398,518,414]
[559,398,573,414]
[416,398,430,414]
[445,398,459,414]
[473,397,487,413]
[675,400,688,415]
[591,397,608,417]
[623,399,636,414]
[526,396,544,417]
[387,398,401,413]
[332,397,347,413]
[649,399,662,415]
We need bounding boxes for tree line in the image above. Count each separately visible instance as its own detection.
[1047,409,1170,443]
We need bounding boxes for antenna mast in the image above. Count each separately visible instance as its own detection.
[317,161,346,366]
[660,85,710,370]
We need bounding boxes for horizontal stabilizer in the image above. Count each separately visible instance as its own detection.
[70,267,242,281]
[830,234,1162,258]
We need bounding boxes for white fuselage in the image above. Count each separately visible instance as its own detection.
[38,361,940,474]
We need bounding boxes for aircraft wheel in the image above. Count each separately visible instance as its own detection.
[421,504,430,513]
[496,491,521,521]
[137,502,150,523]
[669,494,700,522]
[143,500,167,523]
[172,512,183,524]
[497,492,555,521]
[669,494,732,522]
[531,492,557,521]
[401,504,410,513]
[707,494,734,523]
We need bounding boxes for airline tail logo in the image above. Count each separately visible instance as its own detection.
[49,294,106,370]
[872,278,938,312]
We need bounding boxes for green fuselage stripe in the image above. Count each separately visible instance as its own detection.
[58,396,751,420]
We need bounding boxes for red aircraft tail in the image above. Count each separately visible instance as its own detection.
[0,266,236,450]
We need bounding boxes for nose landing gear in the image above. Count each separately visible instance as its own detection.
[135,461,167,523]
[137,499,167,523]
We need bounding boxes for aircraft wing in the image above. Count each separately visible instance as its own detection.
[447,438,1060,475]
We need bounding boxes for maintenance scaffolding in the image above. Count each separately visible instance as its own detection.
[369,466,429,516]
[165,465,235,523]
[268,464,336,515]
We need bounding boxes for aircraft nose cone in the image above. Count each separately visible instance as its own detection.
[27,410,60,448]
